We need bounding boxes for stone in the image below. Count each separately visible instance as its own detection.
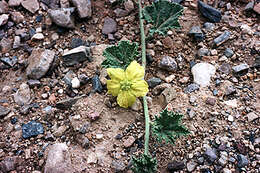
[159,87,177,107]
[218,151,228,166]
[13,36,21,49]
[111,160,125,172]
[223,168,232,173]
[124,0,134,12]
[0,37,12,53]
[0,14,9,26]
[87,111,100,121]
[60,0,70,8]
[10,11,24,24]
[14,83,32,106]
[62,46,91,66]
[114,8,128,17]
[0,157,22,172]
[205,97,216,106]
[8,0,22,7]
[123,136,135,148]
[48,8,75,29]
[153,83,171,95]
[254,56,260,67]
[92,75,103,93]
[22,121,44,139]
[70,37,85,48]
[224,48,234,58]
[53,126,67,137]
[188,26,204,41]
[253,2,260,14]
[102,17,117,35]
[21,0,39,13]
[71,0,91,18]
[225,85,236,96]
[0,105,10,117]
[191,63,216,87]
[26,49,55,79]
[187,161,197,172]
[167,161,185,172]
[247,112,258,122]
[159,56,178,72]
[197,48,209,57]
[27,80,41,88]
[0,56,18,67]
[31,33,44,40]
[187,109,196,119]
[198,1,222,23]
[71,77,80,89]
[63,70,76,86]
[0,1,8,14]
[184,83,200,93]
[204,147,217,163]
[219,63,231,74]
[232,63,249,74]
[162,36,173,48]
[131,98,142,111]
[223,99,237,108]
[56,96,84,109]
[241,24,253,35]
[44,143,74,173]
[237,154,249,168]
[214,30,231,46]
[203,22,215,31]
[147,77,161,88]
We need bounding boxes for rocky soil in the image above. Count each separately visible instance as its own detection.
[0,0,259,172]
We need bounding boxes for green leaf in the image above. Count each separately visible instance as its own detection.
[143,0,184,36]
[101,41,139,69]
[131,154,157,173]
[152,108,190,144]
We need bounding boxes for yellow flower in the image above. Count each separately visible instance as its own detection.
[107,61,149,108]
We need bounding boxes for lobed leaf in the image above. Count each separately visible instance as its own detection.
[152,108,190,144]
[131,154,157,173]
[101,41,139,69]
[143,0,184,36]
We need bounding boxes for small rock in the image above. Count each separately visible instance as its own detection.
[225,85,236,96]
[62,46,91,66]
[0,157,22,172]
[10,11,24,24]
[53,126,67,137]
[13,36,21,49]
[31,33,44,40]
[219,63,231,74]
[0,1,8,14]
[205,97,216,106]
[0,14,9,26]
[198,1,222,23]
[223,99,237,108]
[123,136,135,148]
[188,26,204,41]
[8,0,22,7]
[124,0,134,12]
[102,17,117,35]
[237,154,249,168]
[92,75,103,93]
[0,56,18,67]
[87,111,100,121]
[232,63,249,74]
[197,48,210,57]
[14,83,32,106]
[63,70,76,86]
[162,36,173,48]
[204,147,217,163]
[114,8,128,17]
[253,2,260,14]
[71,77,80,89]
[214,30,231,46]
[130,98,142,111]
[79,74,90,85]
[159,87,177,107]
[167,161,185,172]
[147,77,161,88]
[203,22,215,31]
[0,105,10,118]
[96,133,103,139]
[184,83,200,93]
[218,151,228,166]
[159,56,178,72]
[70,37,85,48]
[227,115,233,122]
[22,121,44,139]
[247,112,258,122]
[48,8,75,29]
[71,0,91,18]
[21,0,39,13]
[187,109,196,119]
[187,161,197,172]
[152,83,171,95]
[254,56,260,67]
[26,49,55,79]
[244,1,254,11]
[27,80,41,88]
[111,160,126,172]
[44,143,74,173]
[241,24,253,35]
[0,37,12,53]
[222,168,232,173]
[191,63,216,87]
[56,96,83,110]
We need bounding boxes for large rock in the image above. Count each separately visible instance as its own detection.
[0,157,23,172]
[191,63,216,87]
[71,0,91,18]
[44,143,74,173]
[62,46,91,66]
[0,1,8,14]
[21,0,39,13]
[102,17,117,35]
[22,121,44,139]
[8,0,22,7]
[198,1,221,23]
[26,49,55,79]
[13,83,32,106]
[10,11,24,24]
[48,8,75,28]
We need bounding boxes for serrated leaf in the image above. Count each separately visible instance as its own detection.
[143,0,184,36]
[131,154,157,173]
[152,108,190,144]
[101,41,139,69]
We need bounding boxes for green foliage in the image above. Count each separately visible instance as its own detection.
[101,41,139,69]
[143,0,184,36]
[131,154,157,173]
[152,108,190,144]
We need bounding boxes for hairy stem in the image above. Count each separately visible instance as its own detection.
[138,0,149,155]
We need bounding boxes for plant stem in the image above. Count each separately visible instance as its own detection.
[138,0,149,155]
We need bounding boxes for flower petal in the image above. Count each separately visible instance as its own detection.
[107,68,125,82]
[126,61,144,81]
[132,80,149,97]
[117,90,136,108]
[107,80,121,96]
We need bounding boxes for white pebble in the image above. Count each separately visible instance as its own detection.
[71,77,80,89]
